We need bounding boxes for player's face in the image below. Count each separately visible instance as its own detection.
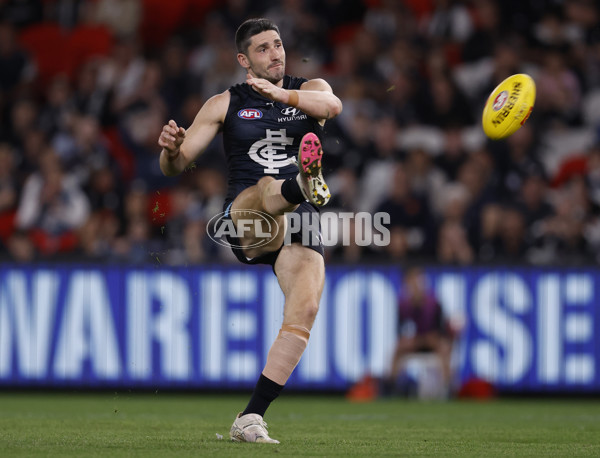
[242,30,286,84]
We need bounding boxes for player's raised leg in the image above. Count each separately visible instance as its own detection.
[228,132,330,259]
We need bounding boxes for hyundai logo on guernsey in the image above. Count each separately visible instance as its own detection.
[238,108,263,119]
[281,107,300,116]
[278,106,307,122]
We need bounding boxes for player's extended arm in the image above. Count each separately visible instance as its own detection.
[158,91,229,177]
[295,78,343,122]
[246,76,342,123]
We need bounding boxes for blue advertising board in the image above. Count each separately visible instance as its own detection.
[0,265,598,391]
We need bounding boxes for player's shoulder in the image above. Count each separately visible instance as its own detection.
[206,89,231,108]
[202,90,231,116]
[228,81,251,97]
[300,78,333,92]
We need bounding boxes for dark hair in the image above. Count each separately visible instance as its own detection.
[235,18,280,54]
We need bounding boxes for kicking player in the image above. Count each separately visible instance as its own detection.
[158,18,342,444]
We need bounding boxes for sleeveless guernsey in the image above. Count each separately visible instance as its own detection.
[222,75,323,203]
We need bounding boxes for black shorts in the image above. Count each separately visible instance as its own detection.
[222,200,324,267]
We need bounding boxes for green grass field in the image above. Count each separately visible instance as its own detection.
[0,392,599,457]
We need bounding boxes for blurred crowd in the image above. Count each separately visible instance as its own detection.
[1,0,600,265]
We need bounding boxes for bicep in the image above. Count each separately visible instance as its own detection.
[180,92,228,162]
[300,78,333,94]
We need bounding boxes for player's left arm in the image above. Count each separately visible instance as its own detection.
[295,78,343,124]
[246,76,342,124]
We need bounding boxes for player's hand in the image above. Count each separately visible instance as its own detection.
[158,120,186,158]
[246,74,287,103]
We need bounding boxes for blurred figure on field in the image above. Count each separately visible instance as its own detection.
[386,267,456,395]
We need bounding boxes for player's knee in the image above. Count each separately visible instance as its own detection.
[300,299,319,327]
[257,176,275,192]
[257,176,276,208]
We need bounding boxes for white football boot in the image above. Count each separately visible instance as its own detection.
[229,412,280,444]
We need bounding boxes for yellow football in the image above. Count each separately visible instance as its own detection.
[481,73,536,140]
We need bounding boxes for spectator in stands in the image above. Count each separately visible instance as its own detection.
[72,59,113,126]
[461,0,502,63]
[3,0,600,266]
[5,230,36,262]
[159,38,196,121]
[357,115,402,212]
[586,144,600,206]
[404,147,446,213]
[539,175,598,264]
[457,156,498,251]
[515,172,556,263]
[496,205,529,262]
[15,128,46,187]
[94,0,141,38]
[536,44,583,128]
[375,163,434,260]
[493,124,546,200]
[435,183,474,264]
[77,209,120,261]
[0,21,35,106]
[39,74,74,137]
[437,219,474,264]
[112,215,160,264]
[434,126,468,182]
[422,0,473,46]
[0,142,18,258]
[99,35,147,116]
[6,97,39,150]
[84,164,125,229]
[0,143,17,215]
[15,149,90,256]
[52,113,111,186]
[415,72,474,128]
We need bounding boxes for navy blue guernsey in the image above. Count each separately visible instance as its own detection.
[222,75,324,203]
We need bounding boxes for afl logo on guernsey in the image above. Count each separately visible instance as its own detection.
[238,108,263,119]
